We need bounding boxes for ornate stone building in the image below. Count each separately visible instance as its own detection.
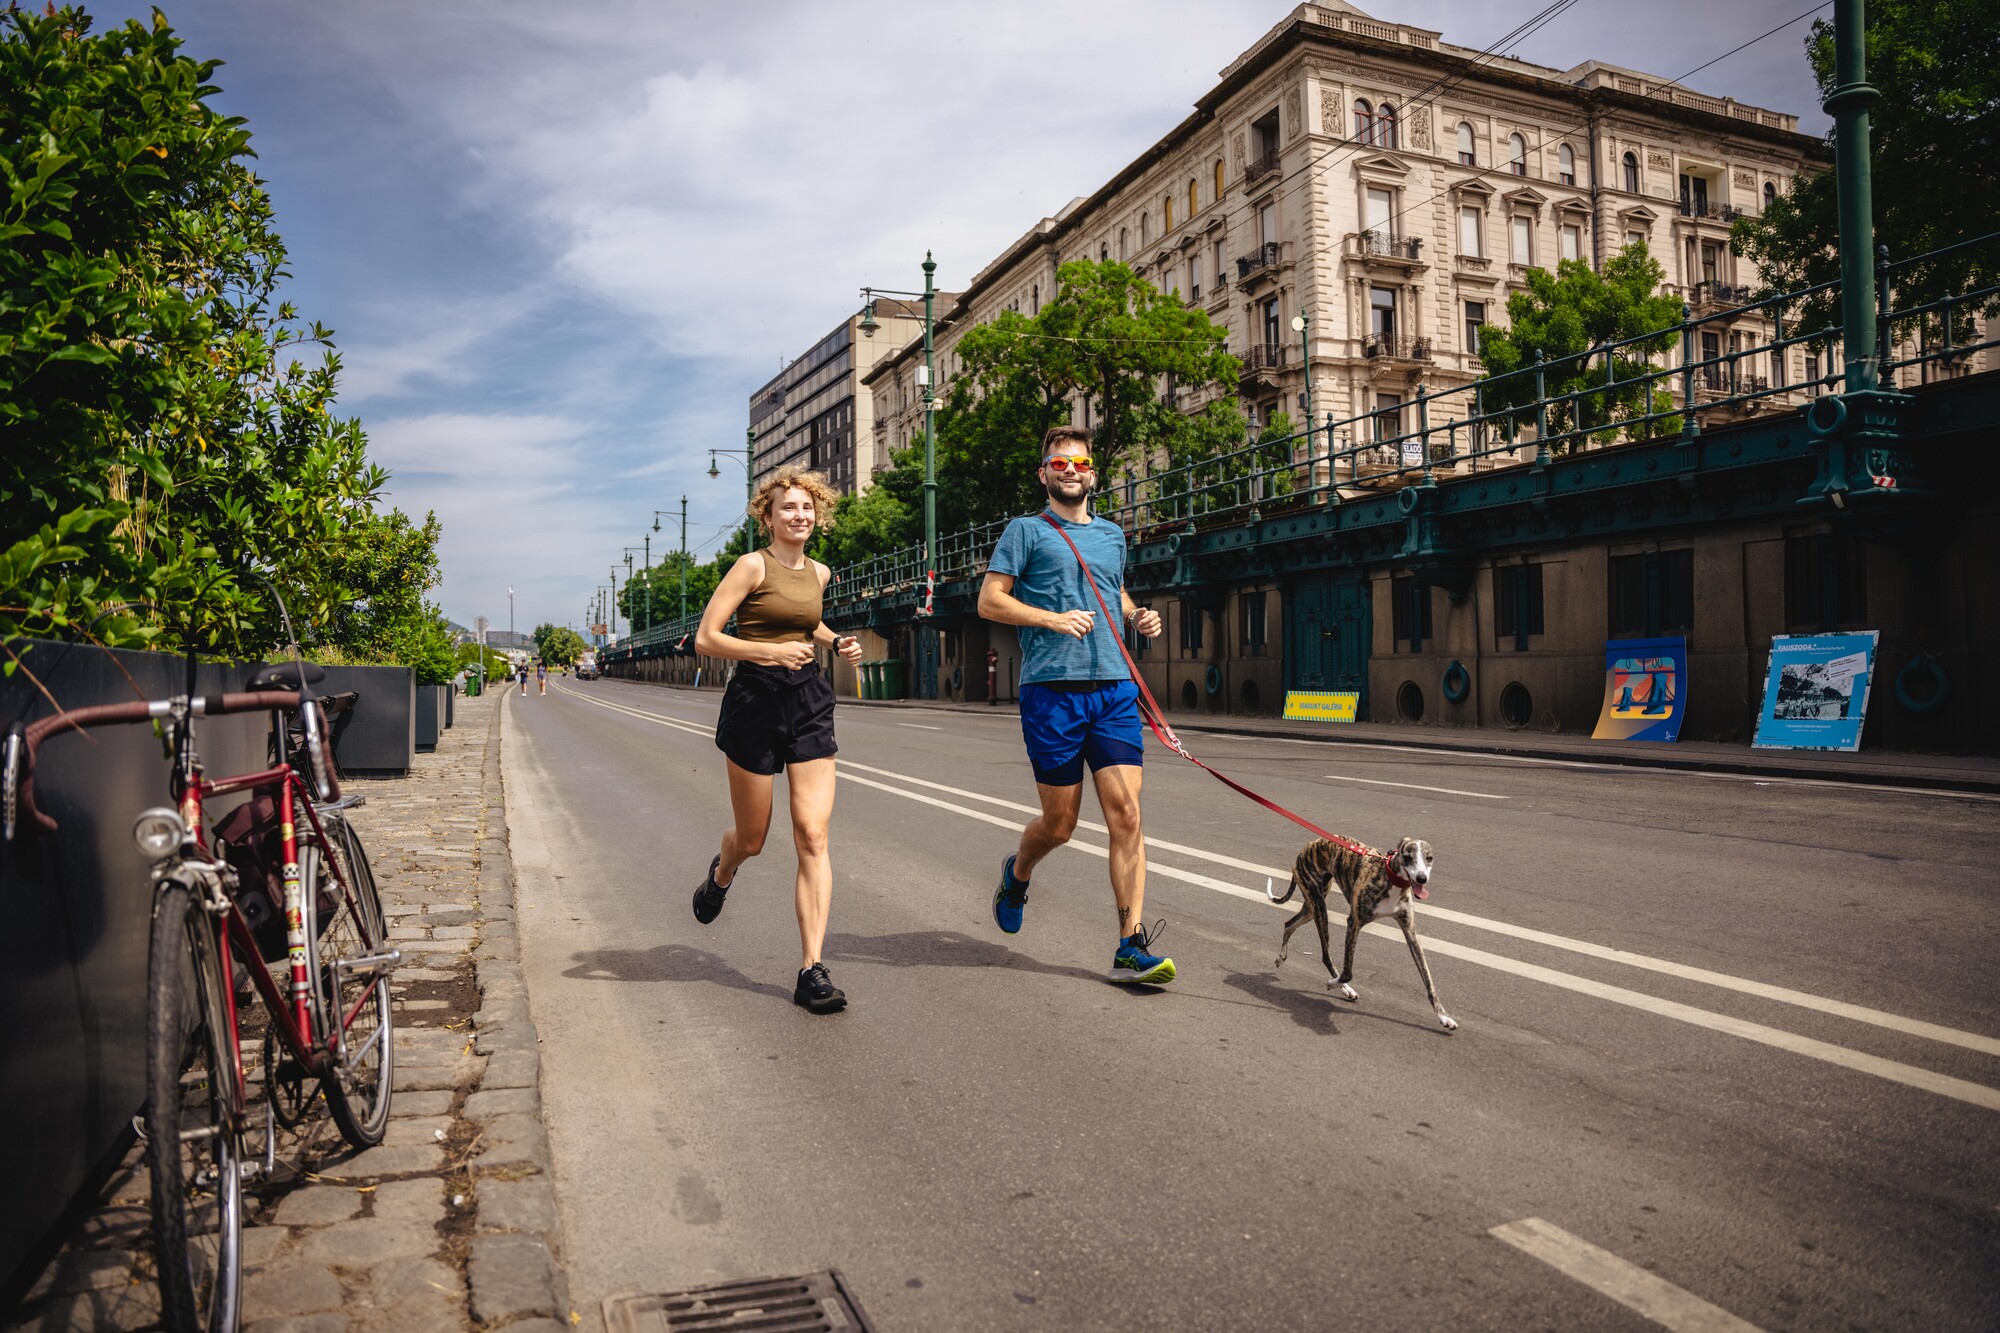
[866,2,1817,465]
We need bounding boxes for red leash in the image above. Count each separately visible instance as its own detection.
[1037,513,1388,869]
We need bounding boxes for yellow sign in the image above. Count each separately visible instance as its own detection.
[1283,690,1358,722]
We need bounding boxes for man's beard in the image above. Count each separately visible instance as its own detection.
[1044,475,1093,503]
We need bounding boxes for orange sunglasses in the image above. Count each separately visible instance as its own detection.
[1043,455,1095,473]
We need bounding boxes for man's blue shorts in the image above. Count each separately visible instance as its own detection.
[1018,679,1144,786]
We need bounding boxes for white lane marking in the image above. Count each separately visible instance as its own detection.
[1245,734,2000,804]
[838,770,2000,1111]
[1321,773,1508,799]
[897,723,943,731]
[1491,1218,1763,1332]
[556,687,2000,1062]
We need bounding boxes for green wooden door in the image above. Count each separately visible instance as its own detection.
[1285,573,1371,718]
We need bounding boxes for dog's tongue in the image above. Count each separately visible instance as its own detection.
[1413,884,1430,900]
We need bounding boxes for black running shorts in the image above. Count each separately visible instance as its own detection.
[714,661,837,775]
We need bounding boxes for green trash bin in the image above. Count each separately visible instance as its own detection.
[883,659,908,700]
[861,661,880,700]
[465,672,481,697]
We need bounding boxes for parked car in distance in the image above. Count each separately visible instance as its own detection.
[575,655,600,680]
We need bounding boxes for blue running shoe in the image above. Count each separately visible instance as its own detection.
[1108,920,1175,985]
[993,854,1028,934]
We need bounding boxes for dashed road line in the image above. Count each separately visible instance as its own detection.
[1491,1217,1764,1332]
[1322,773,1509,799]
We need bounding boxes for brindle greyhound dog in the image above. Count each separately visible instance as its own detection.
[1268,836,1456,1031]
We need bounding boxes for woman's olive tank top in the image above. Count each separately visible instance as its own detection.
[734,550,821,644]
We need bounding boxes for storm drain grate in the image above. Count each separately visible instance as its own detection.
[604,1270,874,1333]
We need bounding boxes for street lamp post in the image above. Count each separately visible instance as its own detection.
[859,251,941,700]
[654,496,689,628]
[622,547,647,637]
[608,565,620,638]
[709,428,756,545]
[1291,313,1312,455]
[507,586,515,643]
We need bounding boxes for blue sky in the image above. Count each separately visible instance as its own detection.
[99,0,1830,635]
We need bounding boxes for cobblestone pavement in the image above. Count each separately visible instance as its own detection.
[6,688,571,1333]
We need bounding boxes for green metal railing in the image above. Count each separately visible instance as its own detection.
[604,233,1997,662]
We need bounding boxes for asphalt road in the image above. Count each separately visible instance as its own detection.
[502,675,2000,1332]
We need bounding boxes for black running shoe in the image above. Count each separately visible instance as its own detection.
[793,962,847,1013]
[692,855,729,925]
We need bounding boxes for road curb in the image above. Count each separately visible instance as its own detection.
[465,692,574,1329]
[827,694,2000,796]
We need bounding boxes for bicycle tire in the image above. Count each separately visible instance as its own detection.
[147,879,244,1333]
[305,813,395,1147]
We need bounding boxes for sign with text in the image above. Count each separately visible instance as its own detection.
[1283,690,1359,722]
[1754,632,1879,751]
[1593,636,1687,742]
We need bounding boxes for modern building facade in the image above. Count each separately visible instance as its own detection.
[748,298,937,498]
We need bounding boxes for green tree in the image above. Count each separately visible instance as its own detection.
[532,624,587,668]
[0,6,445,677]
[1731,0,2000,338]
[1475,245,1684,450]
[867,260,1241,538]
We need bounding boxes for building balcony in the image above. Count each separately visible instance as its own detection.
[1691,280,1753,312]
[1349,231,1423,265]
[1362,334,1433,363]
[1245,150,1280,187]
[1676,199,1743,222]
[1239,342,1287,385]
[1235,241,1282,287]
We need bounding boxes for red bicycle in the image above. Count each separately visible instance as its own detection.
[5,662,397,1333]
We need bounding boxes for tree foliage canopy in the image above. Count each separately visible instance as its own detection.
[531,622,588,668]
[0,6,450,678]
[1475,245,1684,449]
[1731,0,2000,334]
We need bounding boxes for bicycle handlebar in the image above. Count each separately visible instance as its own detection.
[8,691,303,837]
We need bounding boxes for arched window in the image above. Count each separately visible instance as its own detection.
[1189,179,1199,219]
[1353,99,1374,145]
[1140,211,1150,244]
[1457,122,1476,166]
[1214,158,1225,200]
[1622,151,1639,193]
[1763,180,1777,212]
[1164,196,1174,232]
[1376,103,1398,149]
[1507,133,1528,177]
[1558,143,1576,186]
[1031,284,1039,315]
[1100,242,1110,261]
[1118,227,1128,260]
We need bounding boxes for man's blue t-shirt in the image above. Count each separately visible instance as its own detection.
[988,510,1129,684]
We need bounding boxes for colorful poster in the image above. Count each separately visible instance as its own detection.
[1283,690,1359,722]
[1753,632,1879,751]
[1593,637,1687,742]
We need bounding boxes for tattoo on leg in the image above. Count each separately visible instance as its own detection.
[1118,905,1132,930]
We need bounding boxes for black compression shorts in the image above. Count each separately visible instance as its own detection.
[714,661,837,775]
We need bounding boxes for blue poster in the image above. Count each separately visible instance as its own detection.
[1753,632,1879,751]
[1593,637,1687,742]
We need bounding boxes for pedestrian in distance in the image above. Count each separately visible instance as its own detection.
[537,659,548,696]
[977,426,1171,985]
[692,465,865,1013]
[517,660,529,696]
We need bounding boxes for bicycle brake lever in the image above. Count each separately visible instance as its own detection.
[3,725,22,843]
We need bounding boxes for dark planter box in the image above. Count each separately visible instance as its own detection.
[0,643,271,1295]
[444,682,456,729]
[415,683,443,752]
[319,664,415,776]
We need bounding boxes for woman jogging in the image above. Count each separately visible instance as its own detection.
[692,466,864,1013]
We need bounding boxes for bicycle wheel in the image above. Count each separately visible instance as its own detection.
[303,815,395,1148]
[147,879,243,1333]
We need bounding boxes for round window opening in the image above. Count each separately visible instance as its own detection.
[1500,681,1533,728]
[1181,679,1198,710]
[1396,680,1425,723]
[1240,679,1262,714]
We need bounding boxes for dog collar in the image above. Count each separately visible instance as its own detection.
[1383,853,1428,900]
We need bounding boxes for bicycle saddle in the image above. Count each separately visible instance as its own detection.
[247,661,326,690]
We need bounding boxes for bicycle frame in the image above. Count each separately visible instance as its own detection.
[165,709,382,1122]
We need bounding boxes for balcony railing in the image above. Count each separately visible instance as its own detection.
[1362,334,1433,361]
[1241,342,1288,374]
[1236,241,1281,281]
[1693,280,1753,309]
[1677,199,1742,221]
[1245,150,1280,185]
[1352,231,1423,261]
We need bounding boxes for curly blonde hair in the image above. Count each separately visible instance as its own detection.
[749,465,840,535]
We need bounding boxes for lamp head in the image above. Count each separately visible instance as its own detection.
[1291,314,1307,332]
[859,300,878,337]
[707,458,721,479]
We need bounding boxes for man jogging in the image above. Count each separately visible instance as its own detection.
[978,426,1171,984]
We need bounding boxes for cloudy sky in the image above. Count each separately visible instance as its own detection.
[99,0,1830,636]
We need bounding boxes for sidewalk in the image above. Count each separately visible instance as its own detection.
[5,688,572,1333]
[837,693,2000,794]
